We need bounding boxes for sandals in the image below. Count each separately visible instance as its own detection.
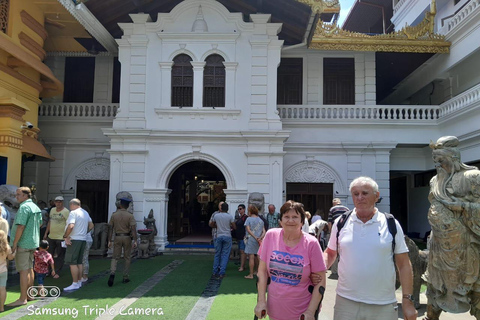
[238,267,244,272]
[244,275,254,279]
[53,274,60,279]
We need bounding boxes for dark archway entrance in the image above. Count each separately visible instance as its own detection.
[167,161,226,241]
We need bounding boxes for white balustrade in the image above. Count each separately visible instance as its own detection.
[277,104,440,121]
[447,0,480,33]
[438,82,480,117]
[39,103,118,118]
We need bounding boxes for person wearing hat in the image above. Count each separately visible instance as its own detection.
[107,197,137,286]
[43,196,69,278]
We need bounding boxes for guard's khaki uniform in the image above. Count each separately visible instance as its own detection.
[108,208,137,278]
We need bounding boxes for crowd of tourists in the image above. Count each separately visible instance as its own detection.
[0,187,96,311]
[0,175,419,320]
[210,176,418,320]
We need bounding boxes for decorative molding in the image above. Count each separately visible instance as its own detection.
[285,160,346,194]
[310,2,450,53]
[64,158,110,190]
[0,134,22,149]
[20,10,47,41]
[0,33,63,96]
[158,152,235,190]
[1,0,9,34]
[57,1,118,54]
[18,32,46,60]
[154,108,241,119]
[0,63,42,92]
[46,51,113,57]
[0,99,28,121]
[295,0,340,14]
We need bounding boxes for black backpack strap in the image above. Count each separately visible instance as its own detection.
[335,210,352,260]
[384,212,397,254]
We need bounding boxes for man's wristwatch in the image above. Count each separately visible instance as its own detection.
[402,294,415,303]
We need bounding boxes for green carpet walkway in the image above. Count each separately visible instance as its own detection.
[0,255,259,320]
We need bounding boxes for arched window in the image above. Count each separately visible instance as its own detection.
[172,54,193,107]
[203,54,225,108]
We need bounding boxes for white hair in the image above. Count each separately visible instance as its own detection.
[349,176,379,193]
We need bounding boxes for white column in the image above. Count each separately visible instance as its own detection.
[223,62,238,109]
[93,56,114,103]
[159,62,173,108]
[191,62,206,108]
[144,188,171,251]
[107,156,123,219]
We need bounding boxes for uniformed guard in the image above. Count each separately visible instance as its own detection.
[107,197,137,287]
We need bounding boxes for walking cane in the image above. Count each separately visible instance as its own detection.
[253,276,270,320]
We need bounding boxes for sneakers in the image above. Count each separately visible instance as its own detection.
[64,283,80,291]
[108,274,115,287]
[122,278,130,284]
[80,278,88,283]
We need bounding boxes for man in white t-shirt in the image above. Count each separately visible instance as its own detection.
[323,177,417,320]
[62,198,93,292]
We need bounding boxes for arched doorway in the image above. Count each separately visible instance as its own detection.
[167,161,226,241]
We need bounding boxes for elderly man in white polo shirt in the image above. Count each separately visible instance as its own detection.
[323,176,418,320]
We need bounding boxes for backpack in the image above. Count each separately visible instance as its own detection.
[335,210,397,260]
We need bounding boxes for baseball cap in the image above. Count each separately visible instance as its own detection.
[55,196,64,201]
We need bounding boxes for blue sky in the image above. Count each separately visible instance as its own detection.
[338,0,355,26]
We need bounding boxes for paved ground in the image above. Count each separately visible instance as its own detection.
[320,271,473,320]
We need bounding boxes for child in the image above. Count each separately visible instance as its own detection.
[34,240,55,297]
[0,230,14,311]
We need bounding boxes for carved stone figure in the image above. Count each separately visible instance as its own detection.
[0,184,19,225]
[143,209,157,256]
[90,222,109,256]
[138,237,150,259]
[425,136,480,319]
[116,191,134,214]
[248,192,265,214]
[395,236,428,309]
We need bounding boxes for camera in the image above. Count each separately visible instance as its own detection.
[21,121,34,129]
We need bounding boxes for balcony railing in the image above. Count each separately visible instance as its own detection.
[277,105,439,122]
[443,0,480,34]
[38,103,118,118]
[39,83,480,125]
[438,82,480,118]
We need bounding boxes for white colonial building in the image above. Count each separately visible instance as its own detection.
[25,0,480,250]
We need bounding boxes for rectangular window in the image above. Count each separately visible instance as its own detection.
[63,57,95,103]
[277,58,303,105]
[112,57,120,103]
[323,58,355,105]
[0,156,6,185]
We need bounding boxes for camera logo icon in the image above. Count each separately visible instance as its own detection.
[27,286,60,299]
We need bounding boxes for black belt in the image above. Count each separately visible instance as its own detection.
[115,233,130,236]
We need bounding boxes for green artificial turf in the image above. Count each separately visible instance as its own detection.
[0,254,260,320]
[206,260,258,320]
[126,255,213,320]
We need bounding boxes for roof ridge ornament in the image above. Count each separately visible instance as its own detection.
[295,0,340,14]
[192,5,208,33]
[309,0,450,53]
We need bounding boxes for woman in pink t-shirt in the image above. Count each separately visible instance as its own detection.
[255,200,326,320]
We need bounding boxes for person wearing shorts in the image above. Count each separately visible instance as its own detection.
[8,187,42,307]
[62,198,93,292]
[33,240,55,297]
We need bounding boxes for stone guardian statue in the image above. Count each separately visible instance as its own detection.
[425,136,480,319]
